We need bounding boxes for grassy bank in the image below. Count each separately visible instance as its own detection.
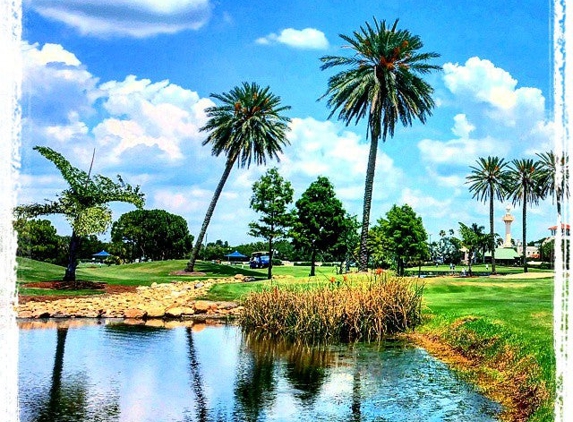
[415,276,554,422]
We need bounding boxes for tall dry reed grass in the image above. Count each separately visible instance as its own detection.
[240,273,424,343]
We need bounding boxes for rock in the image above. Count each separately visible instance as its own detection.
[194,300,215,313]
[18,311,33,318]
[234,274,245,280]
[216,301,238,310]
[32,310,50,319]
[124,308,146,319]
[145,307,165,319]
[194,282,204,289]
[165,306,195,318]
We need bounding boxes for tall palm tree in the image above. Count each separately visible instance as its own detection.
[506,159,544,273]
[536,151,569,217]
[186,82,291,272]
[466,156,509,274]
[320,18,441,272]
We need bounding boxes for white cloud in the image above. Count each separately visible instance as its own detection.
[275,117,402,214]
[451,114,475,138]
[256,28,329,49]
[27,0,212,38]
[418,135,504,166]
[443,57,546,129]
[93,75,213,164]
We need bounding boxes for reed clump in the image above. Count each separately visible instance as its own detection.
[240,273,424,343]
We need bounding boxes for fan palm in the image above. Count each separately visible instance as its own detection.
[536,151,569,217]
[186,82,291,272]
[466,156,509,274]
[506,159,544,272]
[320,18,440,271]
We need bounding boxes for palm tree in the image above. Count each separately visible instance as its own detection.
[466,156,509,274]
[320,18,441,272]
[186,82,291,272]
[536,151,569,217]
[506,159,544,272]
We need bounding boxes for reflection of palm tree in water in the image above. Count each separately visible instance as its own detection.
[351,367,361,422]
[34,327,120,422]
[186,327,209,422]
[36,327,68,422]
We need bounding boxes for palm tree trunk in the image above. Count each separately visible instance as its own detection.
[186,157,236,272]
[522,200,528,273]
[63,231,81,283]
[489,187,496,274]
[267,236,273,280]
[358,137,379,272]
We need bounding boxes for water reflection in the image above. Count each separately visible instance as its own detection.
[19,320,501,422]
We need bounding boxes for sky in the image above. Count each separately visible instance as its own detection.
[18,0,556,247]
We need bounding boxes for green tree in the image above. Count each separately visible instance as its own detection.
[332,214,360,273]
[248,168,294,279]
[506,159,544,272]
[111,209,194,261]
[14,218,60,263]
[466,156,509,274]
[458,222,489,276]
[536,151,569,217]
[291,177,348,277]
[15,146,144,283]
[320,18,440,272]
[186,82,291,272]
[367,223,393,269]
[433,235,463,265]
[375,204,428,276]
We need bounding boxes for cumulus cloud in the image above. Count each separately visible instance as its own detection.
[256,28,329,49]
[26,0,212,38]
[21,40,217,191]
[94,75,213,163]
[275,117,402,213]
[418,57,552,197]
[443,57,546,130]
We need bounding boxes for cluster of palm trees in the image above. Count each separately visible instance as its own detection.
[466,152,568,273]
[185,18,442,273]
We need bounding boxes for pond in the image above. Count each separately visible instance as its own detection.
[18,319,501,422]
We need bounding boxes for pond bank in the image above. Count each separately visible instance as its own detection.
[404,326,549,422]
[15,276,247,320]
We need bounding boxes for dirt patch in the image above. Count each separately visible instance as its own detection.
[170,270,206,276]
[19,281,137,304]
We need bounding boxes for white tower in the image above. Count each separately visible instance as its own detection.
[502,204,515,248]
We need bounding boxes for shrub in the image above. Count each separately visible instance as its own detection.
[240,273,424,343]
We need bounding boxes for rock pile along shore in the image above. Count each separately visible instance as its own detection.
[16,275,251,320]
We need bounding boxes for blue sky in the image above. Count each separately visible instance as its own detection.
[19,0,555,247]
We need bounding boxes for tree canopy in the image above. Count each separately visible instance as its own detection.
[291,176,348,276]
[15,146,144,282]
[111,209,193,262]
[374,204,428,276]
[248,168,294,279]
